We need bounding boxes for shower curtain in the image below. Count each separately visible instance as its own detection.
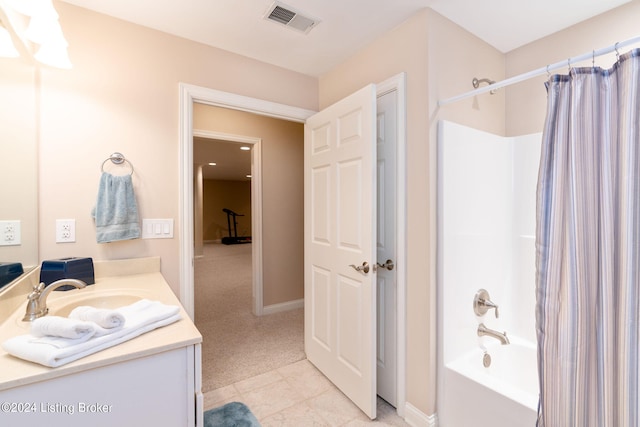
[536,49,640,427]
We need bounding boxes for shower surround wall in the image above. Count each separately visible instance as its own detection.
[437,121,541,426]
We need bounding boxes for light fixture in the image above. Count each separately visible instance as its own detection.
[4,0,57,18]
[34,38,71,69]
[0,24,19,57]
[24,13,61,44]
[0,0,72,69]
[246,174,252,179]
[240,146,250,151]
[208,162,217,166]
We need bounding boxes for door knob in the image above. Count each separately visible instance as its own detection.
[349,262,370,274]
[376,259,394,271]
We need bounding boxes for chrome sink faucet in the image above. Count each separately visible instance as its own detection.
[22,279,87,322]
[477,323,510,345]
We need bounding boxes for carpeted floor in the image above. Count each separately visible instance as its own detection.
[195,243,305,393]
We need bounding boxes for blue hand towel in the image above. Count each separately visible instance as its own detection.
[91,172,141,243]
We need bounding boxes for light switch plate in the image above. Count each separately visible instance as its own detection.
[0,220,21,246]
[142,219,174,239]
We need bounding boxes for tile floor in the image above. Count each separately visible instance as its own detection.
[203,359,411,426]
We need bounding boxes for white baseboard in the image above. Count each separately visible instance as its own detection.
[404,402,438,427]
[262,298,304,315]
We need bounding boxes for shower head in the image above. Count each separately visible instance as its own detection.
[472,77,497,94]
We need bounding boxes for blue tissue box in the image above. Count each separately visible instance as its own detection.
[40,257,95,291]
[0,262,23,289]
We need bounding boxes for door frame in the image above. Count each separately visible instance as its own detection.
[178,73,407,415]
[179,83,314,320]
[192,129,263,315]
[376,74,407,415]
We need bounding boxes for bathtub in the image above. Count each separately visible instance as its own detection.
[440,337,539,427]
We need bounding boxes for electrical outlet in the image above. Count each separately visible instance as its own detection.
[0,220,21,246]
[56,219,76,243]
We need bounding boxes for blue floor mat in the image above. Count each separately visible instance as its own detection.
[203,401,261,427]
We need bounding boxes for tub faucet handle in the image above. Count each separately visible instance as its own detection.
[482,300,499,318]
[485,300,499,318]
[473,289,499,318]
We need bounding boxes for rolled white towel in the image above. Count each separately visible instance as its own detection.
[31,316,96,340]
[2,299,181,368]
[69,306,125,330]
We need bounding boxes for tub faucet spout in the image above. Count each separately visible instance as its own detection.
[477,323,510,345]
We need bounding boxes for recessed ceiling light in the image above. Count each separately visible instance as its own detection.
[208,162,216,166]
[240,146,250,151]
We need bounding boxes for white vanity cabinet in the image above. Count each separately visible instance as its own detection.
[0,344,202,427]
[0,257,203,427]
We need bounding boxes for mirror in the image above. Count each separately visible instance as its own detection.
[0,58,39,288]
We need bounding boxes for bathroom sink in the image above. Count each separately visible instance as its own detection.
[8,288,153,331]
[50,294,143,317]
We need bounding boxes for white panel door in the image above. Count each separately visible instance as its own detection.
[376,90,397,406]
[304,84,377,419]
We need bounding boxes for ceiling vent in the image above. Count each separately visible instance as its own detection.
[264,1,320,34]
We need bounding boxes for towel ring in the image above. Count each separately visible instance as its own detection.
[101,152,134,176]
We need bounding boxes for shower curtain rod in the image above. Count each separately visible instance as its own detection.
[438,34,640,106]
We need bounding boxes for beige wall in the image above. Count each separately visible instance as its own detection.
[193,104,304,306]
[0,60,38,269]
[506,1,640,136]
[194,165,204,256]
[320,8,505,416]
[202,180,252,241]
[26,1,317,295]
[427,12,506,135]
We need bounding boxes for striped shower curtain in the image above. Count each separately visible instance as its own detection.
[536,49,640,427]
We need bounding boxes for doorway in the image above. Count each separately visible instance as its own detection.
[192,129,263,314]
[178,74,407,416]
[191,107,307,392]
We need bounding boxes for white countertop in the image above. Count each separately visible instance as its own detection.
[0,257,202,392]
